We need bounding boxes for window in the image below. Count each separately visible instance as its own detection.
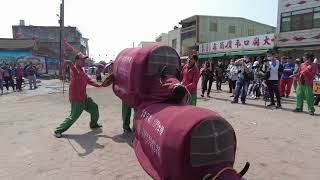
[291,9,313,31]
[280,7,320,32]
[248,28,255,36]
[314,8,320,28]
[209,23,218,32]
[229,25,236,34]
[172,39,177,49]
[281,13,291,32]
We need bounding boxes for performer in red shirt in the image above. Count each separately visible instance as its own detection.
[54,54,103,138]
[181,54,200,106]
[291,52,318,115]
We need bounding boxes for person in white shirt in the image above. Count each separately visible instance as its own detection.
[266,50,282,108]
[227,59,239,97]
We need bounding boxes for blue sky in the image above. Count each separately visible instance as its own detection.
[0,0,278,61]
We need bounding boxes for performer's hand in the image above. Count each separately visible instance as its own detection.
[307,65,312,70]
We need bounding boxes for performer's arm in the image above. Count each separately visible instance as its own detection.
[88,78,102,88]
[290,65,301,78]
[65,60,78,75]
[180,65,185,81]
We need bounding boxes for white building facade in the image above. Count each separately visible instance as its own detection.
[277,0,320,58]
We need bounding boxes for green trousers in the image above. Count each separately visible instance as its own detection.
[188,93,197,106]
[293,79,298,91]
[296,85,315,113]
[54,97,99,134]
[122,101,137,130]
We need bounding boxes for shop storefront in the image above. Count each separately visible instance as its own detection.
[198,33,276,65]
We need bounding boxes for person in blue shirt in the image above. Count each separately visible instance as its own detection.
[279,57,295,98]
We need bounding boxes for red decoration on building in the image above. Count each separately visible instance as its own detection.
[271,36,276,43]
[298,0,306,4]
[252,37,260,46]
[15,32,22,38]
[235,40,241,48]
[211,43,217,51]
[263,36,271,45]
[244,40,250,46]
[279,38,289,42]
[293,36,306,41]
[225,40,232,49]
[312,33,320,39]
[220,42,225,50]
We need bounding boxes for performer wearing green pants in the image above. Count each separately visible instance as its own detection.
[291,52,318,116]
[54,54,103,138]
[181,54,200,106]
[187,93,197,106]
[296,85,315,114]
[122,101,137,133]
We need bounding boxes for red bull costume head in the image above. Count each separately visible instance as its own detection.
[112,44,249,180]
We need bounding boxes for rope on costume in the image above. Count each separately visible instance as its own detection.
[210,167,238,180]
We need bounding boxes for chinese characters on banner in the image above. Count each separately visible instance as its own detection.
[199,34,276,54]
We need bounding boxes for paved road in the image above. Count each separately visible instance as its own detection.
[0,80,319,180]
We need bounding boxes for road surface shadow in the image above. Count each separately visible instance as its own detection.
[104,133,134,148]
[64,128,106,157]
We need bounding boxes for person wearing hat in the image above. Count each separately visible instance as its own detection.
[181,54,200,106]
[291,52,318,115]
[54,54,103,138]
[248,60,262,99]
[279,57,295,98]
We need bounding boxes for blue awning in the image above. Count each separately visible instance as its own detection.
[0,50,32,57]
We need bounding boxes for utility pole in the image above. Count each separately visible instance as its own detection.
[59,0,64,77]
[59,0,65,93]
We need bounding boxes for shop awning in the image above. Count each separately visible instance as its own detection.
[226,49,269,56]
[198,53,226,59]
[277,47,294,51]
[243,49,269,55]
[278,46,320,51]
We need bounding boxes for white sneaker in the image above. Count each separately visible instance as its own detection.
[54,132,62,138]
